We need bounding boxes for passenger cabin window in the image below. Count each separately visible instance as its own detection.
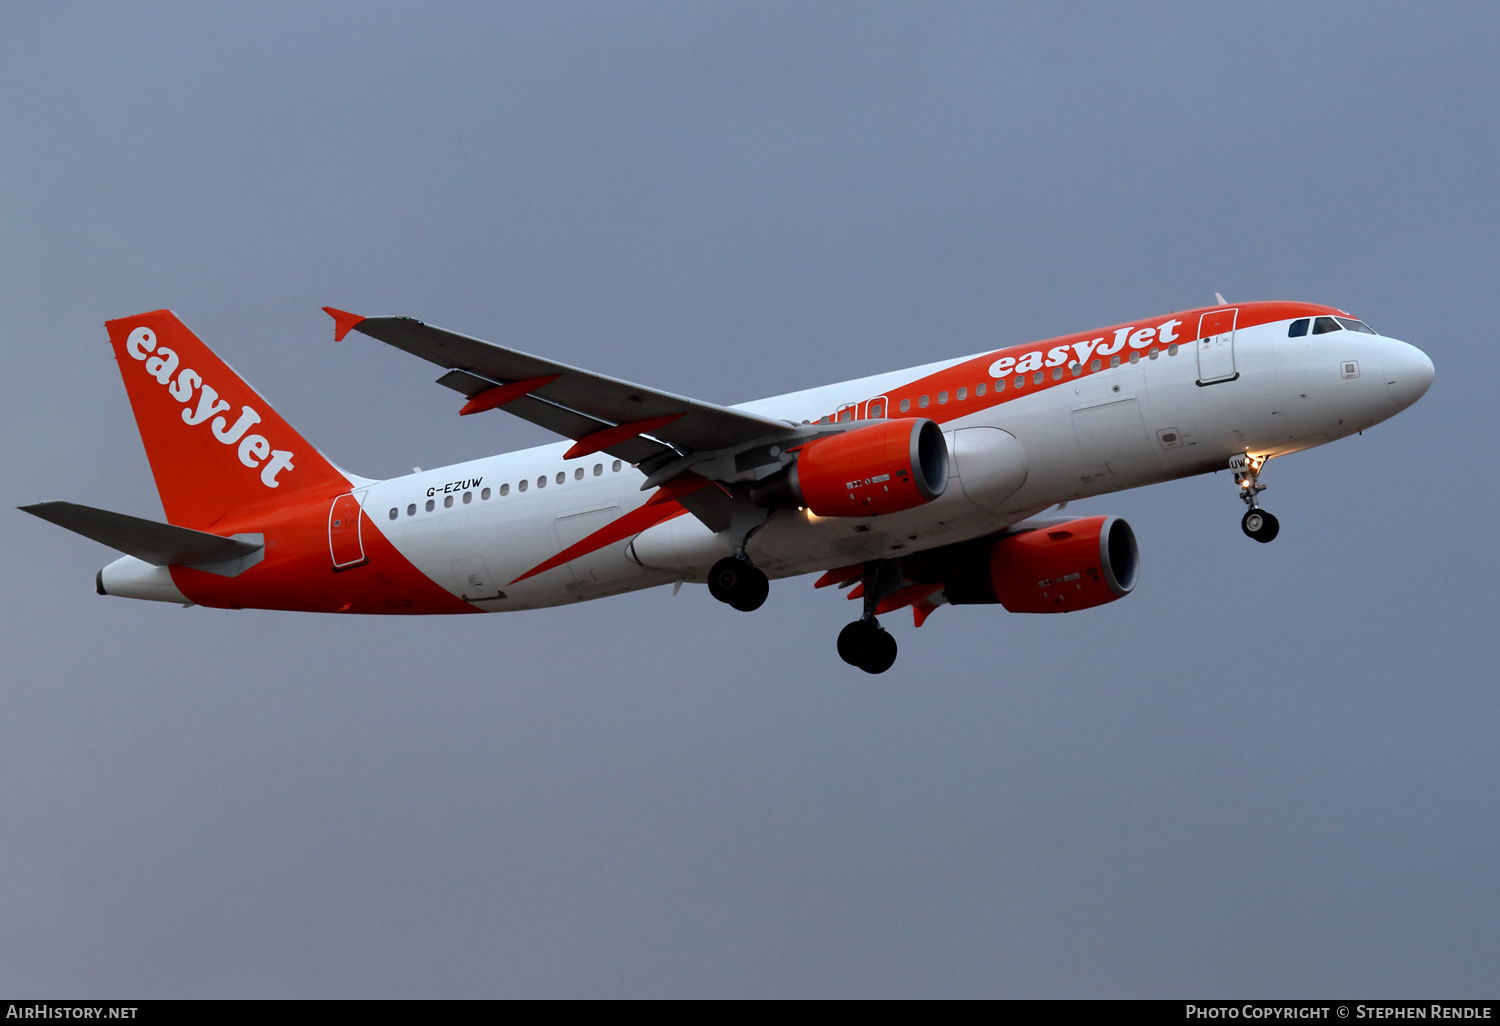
[1289,318,1310,337]
[1313,316,1342,335]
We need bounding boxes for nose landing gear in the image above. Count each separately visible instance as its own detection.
[1231,453,1280,543]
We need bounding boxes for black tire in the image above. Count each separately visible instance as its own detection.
[708,556,769,611]
[859,628,898,674]
[837,619,878,666]
[730,566,769,612]
[707,556,743,604]
[1241,508,1280,543]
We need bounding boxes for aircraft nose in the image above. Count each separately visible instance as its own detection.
[1386,341,1435,412]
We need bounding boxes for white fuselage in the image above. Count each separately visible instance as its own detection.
[354,315,1431,611]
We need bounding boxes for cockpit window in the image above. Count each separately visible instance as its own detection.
[1288,318,1309,337]
[1312,316,1342,335]
[1336,316,1377,335]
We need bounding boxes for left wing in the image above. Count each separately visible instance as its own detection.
[326,308,794,467]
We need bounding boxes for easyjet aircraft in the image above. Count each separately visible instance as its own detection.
[23,299,1433,672]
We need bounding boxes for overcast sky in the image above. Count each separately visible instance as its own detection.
[2,1,1496,998]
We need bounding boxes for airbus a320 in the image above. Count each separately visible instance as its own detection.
[23,299,1434,673]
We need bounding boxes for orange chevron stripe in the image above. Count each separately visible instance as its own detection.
[510,498,688,584]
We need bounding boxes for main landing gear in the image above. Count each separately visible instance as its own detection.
[837,618,898,675]
[1230,453,1280,543]
[837,559,902,674]
[708,555,769,611]
[709,501,772,612]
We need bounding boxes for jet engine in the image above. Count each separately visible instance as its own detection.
[945,514,1139,613]
[761,418,948,517]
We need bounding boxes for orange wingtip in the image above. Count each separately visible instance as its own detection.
[322,306,366,342]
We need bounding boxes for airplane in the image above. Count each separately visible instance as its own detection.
[21,298,1434,673]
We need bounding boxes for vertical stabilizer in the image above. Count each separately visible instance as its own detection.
[105,310,349,529]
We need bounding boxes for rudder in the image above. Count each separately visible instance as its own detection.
[105,310,350,530]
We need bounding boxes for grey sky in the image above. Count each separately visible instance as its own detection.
[2,2,1496,997]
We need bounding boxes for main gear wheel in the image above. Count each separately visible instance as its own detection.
[707,556,769,611]
[837,618,898,674]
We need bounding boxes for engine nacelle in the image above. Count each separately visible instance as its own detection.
[946,514,1139,613]
[784,418,948,517]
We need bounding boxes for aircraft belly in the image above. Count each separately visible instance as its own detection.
[777,472,1028,573]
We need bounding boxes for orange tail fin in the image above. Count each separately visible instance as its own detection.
[105,310,350,530]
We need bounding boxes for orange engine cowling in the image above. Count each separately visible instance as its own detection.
[790,418,948,517]
[947,515,1139,613]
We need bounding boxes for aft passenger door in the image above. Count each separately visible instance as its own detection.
[329,490,369,570]
[1197,308,1238,385]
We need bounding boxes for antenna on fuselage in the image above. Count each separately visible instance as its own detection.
[1215,292,1228,305]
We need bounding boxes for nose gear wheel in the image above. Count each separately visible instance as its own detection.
[1229,453,1278,544]
[1241,508,1280,543]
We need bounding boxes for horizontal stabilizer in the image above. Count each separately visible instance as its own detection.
[19,501,263,566]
